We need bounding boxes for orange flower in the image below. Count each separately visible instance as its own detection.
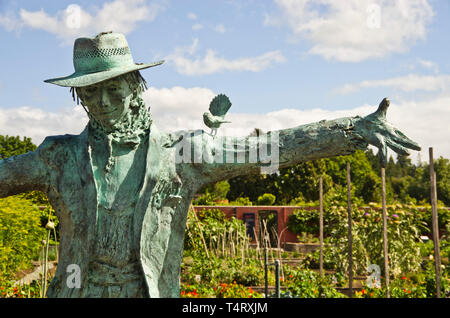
[362,289,366,294]
[370,292,373,297]
[408,290,411,294]
[401,276,406,280]
[289,274,293,278]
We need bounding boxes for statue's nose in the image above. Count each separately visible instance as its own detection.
[100,88,111,107]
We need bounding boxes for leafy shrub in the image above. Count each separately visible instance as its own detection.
[0,196,46,278]
[356,262,449,298]
[193,192,216,206]
[0,135,36,160]
[287,209,319,235]
[180,283,215,298]
[229,197,253,206]
[296,233,319,243]
[193,181,231,205]
[325,204,424,277]
[232,265,262,286]
[0,279,43,298]
[215,282,262,298]
[257,193,276,206]
[184,208,247,253]
[283,268,346,298]
[195,208,226,222]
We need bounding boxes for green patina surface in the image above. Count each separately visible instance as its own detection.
[0,32,421,298]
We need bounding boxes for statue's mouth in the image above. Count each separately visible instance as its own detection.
[98,108,117,116]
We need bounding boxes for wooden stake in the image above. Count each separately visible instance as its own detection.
[319,175,324,278]
[381,167,390,298]
[346,163,353,297]
[429,147,442,298]
[264,246,268,298]
[190,206,210,258]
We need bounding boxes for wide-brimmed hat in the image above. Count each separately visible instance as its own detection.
[44,31,164,88]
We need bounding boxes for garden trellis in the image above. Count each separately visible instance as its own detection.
[314,148,444,298]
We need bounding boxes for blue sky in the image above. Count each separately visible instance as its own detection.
[0,0,449,161]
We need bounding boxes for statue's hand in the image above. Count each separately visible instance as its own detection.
[355,98,421,167]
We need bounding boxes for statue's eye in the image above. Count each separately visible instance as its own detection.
[86,87,97,93]
[108,87,118,92]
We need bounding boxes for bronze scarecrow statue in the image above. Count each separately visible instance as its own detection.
[0,32,420,297]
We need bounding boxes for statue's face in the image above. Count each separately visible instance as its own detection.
[77,76,133,128]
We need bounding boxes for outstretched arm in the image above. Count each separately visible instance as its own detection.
[0,146,49,198]
[175,98,420,186]
[352,98,420,166]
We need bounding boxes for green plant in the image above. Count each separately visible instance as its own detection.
[283,268,346,298]
[0,279,43,298]
[215,282,263,298]
[257,193,276,206]
[296,232,319,243]
[0,196,46,279]
[229,197,253,206]
[232,265,262,286]
[324,204,424,277]
[180,283,215,298]
[287,209,319,235]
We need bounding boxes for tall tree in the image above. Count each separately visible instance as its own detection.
[0,135,36,159]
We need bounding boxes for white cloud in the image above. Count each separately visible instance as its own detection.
[335,74,450,95]
[146,86,450,163]
[187,12,197,20]
[144,86,216,131]
[0,10,22,31]
[214,24,226,33]
[0,105,88,146]
[192,23,203,31]
[166,39,286,75]
[2,0,165,43]
[2,86,448,163]
[417,59,439,73]
[266,0,434,62]
[143,86,371,135]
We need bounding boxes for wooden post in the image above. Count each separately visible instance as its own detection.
[346,163,353,297]
[381,167,390,298]
[275,260,281,298]
[429,147,442,298]
[319,176,324,278]
[43,230,51,297]
[264,246,268,298]
[190,206,210,258]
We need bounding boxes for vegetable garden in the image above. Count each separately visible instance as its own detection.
[0,135,448,298]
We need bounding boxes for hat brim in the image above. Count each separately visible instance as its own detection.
[44,61,164,88]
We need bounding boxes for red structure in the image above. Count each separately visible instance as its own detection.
[193,205,318,244]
